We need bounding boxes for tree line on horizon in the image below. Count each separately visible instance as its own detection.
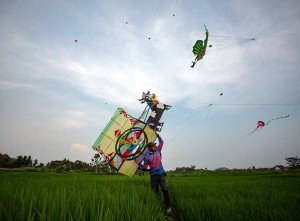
[0,153,113,174]
[0,153,299,172]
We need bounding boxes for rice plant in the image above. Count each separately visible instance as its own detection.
[0,173,166,221]
[169,173,300,221]
[2,171,299,221]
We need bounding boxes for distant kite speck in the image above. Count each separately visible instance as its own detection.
[220,93,223,96]
[148,37,151,40]
[75,40,77,42]
[126,22,128,24]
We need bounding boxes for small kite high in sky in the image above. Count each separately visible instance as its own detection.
[248,121,265,135]
[248,115,290,135]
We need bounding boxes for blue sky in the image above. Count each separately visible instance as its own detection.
[0,0,300,170]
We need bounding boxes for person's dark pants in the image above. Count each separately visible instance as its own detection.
[150,173,171,207]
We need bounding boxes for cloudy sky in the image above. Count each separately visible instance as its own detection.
[1,0,300,170]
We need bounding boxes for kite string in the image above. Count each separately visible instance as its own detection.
[164,105,211,142]
[207,32,300,52]
[165,107,206,132]
[254,33,300,39]
[207,103,300,106]
[210,32,300,40]
[208,39,255,51]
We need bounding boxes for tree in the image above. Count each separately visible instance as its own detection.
[91,154,101,173]
[26,155,32,167]
[16,155,25,167]
[0,152,94,172]
[285,156,300,169]
[91,154,113,174]
[74,160,90,171]
[33,159,38,167]
[0,153,15,168]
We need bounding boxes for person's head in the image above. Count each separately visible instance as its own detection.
[146,142,157,152]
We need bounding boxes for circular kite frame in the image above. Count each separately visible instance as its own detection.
[115,127,148,160]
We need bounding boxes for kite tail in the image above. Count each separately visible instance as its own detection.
[265,115,290,126]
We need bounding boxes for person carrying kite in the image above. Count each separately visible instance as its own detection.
[139,133,171,213]
[191,25,210,68]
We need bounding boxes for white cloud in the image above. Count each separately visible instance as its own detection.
[69,143,89,153]
[68,143,95,163]
[57,110,87,129]
[0,80,37,90]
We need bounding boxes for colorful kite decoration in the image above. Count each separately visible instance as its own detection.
[92,92,171,177]
[191,25,211,68]
[92,108,157,177]
[248,115,290,135]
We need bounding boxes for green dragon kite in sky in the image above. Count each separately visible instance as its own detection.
[191,25,212,68]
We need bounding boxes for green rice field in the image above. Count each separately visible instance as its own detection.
[168,171,300,221]
[1,171,299,221]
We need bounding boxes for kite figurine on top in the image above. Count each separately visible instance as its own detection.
[138,91,172,132]
[191,25,212,68]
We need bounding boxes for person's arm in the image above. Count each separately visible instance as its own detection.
[139,161,149,171]
[156,134,164,152]
[135,157,149,171]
